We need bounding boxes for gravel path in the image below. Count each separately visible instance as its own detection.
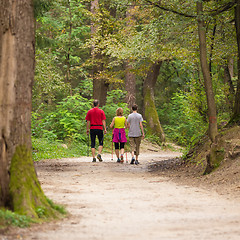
[3,151,240,240]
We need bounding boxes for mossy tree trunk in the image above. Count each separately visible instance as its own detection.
[143,62,165,143]
[0,0,58,219]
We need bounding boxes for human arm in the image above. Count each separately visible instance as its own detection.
[124,117,128,128]
[110,117,115,129]
[139,121,145,139]
[102,119,107,134]
[86,121,90,135]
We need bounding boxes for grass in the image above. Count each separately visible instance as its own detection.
[32,132,118,161]
[32,137,89,161]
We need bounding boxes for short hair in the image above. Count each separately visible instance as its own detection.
[132,104,138,111]
[116,107,123,116]
[93,99,99,107]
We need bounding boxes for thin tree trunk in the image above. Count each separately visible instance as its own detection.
[143,62,165,142]
[91,0,108,106]
[66,0,72,95]
[232,0,240,122]
[223,63,235,110]
[125,4,136,108]
[125,61,136,108]
[196,2,218,142]
[0,0,58,218]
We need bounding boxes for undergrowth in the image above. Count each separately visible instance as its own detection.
[0,209,33,228]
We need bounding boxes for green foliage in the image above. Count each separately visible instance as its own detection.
[158,91,207,146]
[32,90,129,159]
[46,198,67,215]
[35,198,66,218]
[33,50,70,110]
[0,209,33,228]
[32,94,91,143]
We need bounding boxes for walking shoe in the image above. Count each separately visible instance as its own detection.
[130,158,135,164]
[135,160,139,165]
[117,158,121,163]
[97,154,103,162]
[92,158,96,162]
[120,154,124,163]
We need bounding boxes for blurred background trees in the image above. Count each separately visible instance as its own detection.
[33,0,239,158]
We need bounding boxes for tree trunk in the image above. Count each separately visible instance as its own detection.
[0,0,58,218]
[143,62,165,142]
[91,0,108,106]
[196,2,218,142]
[125,61,136,108]
[223,63,235,110]
[232,0,240,123]
[125,4,136,109]
[66,0,72,95]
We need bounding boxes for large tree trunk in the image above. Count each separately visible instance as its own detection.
[91,0,108,106]
[232,0,240,123]
[196,2,218,142]
[143,62,165,142]
[0,0,58,218]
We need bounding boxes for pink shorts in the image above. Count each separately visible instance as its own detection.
[112,128,127,143]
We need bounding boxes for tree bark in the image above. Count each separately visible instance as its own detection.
[66,0,72,95]
[91,0,108,106]
[223,62,235,110]
[125,62,136,108]
[196,2,218,142]
[232,0,240,123]
[0,0,58,218]
[125,4,136,109]
[143,62,165,142]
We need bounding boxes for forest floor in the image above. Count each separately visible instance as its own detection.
[2,140,240,240]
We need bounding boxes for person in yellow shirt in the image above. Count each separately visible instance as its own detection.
[110,107,128,163]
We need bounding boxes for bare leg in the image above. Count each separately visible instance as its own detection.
[98,145,103,155]
[91,148,95,158]
[115,149,120,159]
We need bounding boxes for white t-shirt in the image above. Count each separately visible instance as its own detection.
[127,112,143,137]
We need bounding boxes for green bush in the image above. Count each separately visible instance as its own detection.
[0,209,33,228]
[158,91,207,146]
[31,90,130,158]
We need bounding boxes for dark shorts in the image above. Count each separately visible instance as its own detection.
[90,129,104,148]
[114,142,125,150]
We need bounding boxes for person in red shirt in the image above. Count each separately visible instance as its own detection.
[86,99,107,162]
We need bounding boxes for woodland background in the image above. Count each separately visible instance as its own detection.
[32,0,239,160]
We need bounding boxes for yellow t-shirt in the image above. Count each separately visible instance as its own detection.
[114,117,126,129]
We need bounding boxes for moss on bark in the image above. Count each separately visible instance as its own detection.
[9,145,60,220]
[204,144,225,175]
[144,87,165,142]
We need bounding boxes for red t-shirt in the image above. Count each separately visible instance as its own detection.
[85,107,106,130]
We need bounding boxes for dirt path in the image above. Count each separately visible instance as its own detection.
[4,150,240,240]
